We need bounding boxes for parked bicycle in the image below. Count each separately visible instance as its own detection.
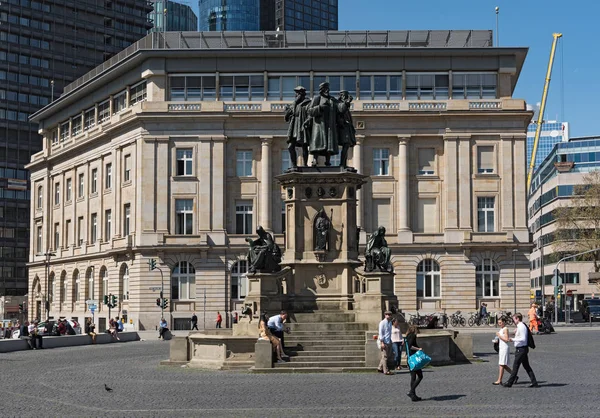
[449,310,466,327]
[467,311,492,327]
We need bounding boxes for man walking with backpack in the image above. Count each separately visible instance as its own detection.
[503,313,539,388]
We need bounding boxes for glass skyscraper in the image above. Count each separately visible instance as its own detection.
[198,0,337,31]
[149,0,198,32]
[527,120,569,173]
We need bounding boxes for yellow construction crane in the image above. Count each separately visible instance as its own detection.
[526,33,563,191]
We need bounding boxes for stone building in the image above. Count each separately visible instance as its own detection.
[27,30,532,330]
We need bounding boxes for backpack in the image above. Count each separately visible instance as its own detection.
[526,326,536,349]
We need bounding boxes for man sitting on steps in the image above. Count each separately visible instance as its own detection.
[267,311,290,354]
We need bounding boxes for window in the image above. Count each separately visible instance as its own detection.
[171,261,195,300]
[231,260,248,300]
[236,202,253,234]
[123,204,131,236]
[129,81,147,105]
[219,74,264,101]
[87,268,95,300]
[74,271,80,302]
[176,149,193,176]
[60,121,69,141]
[417,198,437,233]
[267,75,310,100]
[112,92,126,114]
[71,116,82,136]
[37,185,42,209]
[453,73,497,99]
[105,209,112,241]
[84,108,95,130]
[98,100,110,123]
[60,276,66,304]
[36,226,42,253]
[78,173,84,197]
[105,163,112,189]
[476,259,499,297]
[77,216,84,246]
[101,268,109,301]
[90,213,97,243]
[477,146,494,174]
[121,264,129,300]
[124,154,131,182]
[281,200,286,233]
[281,152,291,173]
[477,197,495,232]
[90,168,98,194]
[372,199,390,231]
[66,178,72,201]
[236,151,252,177]
[373,148,389,176]
[417,259,441,298]
[175,199,193,235]
[406,74,449,100]
[358,74,400,100]
[54,182,60,205]
[65,220,71,247]
[169,75,216,101]
[418,148,436,175]
[54,223,60,250]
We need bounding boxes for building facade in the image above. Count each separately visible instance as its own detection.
[0,0,153,313]
[27,30,532,330]
[527,120,569,172]
[149,0,198,32]
[528,137,600,310]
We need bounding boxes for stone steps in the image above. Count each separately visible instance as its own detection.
[285,333,365,341]
[285,339,365,346]
[288,349,365,357]
[286,344,364,352]
[275,360,366,368]
[287,323,369,331]
[291,313,357,323]
[286,354,365,362]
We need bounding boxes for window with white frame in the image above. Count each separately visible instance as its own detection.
[101,268,109,300]
[87,269,95,300]
[84,107,95,130]
[121,264,129,301]
[477,146,494,174]
[219,74,265,101]
[124,154,131,182]
[77,216,84,246]
[417,259,441,298]
[359,74,401,100]
[105,209,112,241]
[123,204,131,236]
[236,150,252,177]
[36,225,42,253]
[98,100,110,123]
[129,81,147,105]
[169,75,216,101]
[54,182,60,205]
[65,220,71,247]
[373,148,389,176]
[175,199,193,235]
[476,259,500,297]
[91,168,98,194]
[71,116,82,136]
[405,73,449,100]
[60,121,69,141]
[176,149,193,176]
[418,148,436,175]
[235,202,253,234]
[267,75,310,100]
[54,222,60,250]
[48,275,54,303]
[60,276,66,304]
[37,185,42,208]
[112,92,126,114]
[452,73,497,99]
[105,163,112,189]
[231,260,248,300]
[171,261,195,300]
[90,213,97,243]
[50,129,58,144]
[66,178,72,202]
[477,197,495,232]
[78,173,84,197]
[73,271,80,302]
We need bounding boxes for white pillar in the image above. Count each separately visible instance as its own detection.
[260,137,272,232]
[397,136,410,231]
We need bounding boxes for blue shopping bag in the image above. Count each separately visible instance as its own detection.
[405,338,432,371]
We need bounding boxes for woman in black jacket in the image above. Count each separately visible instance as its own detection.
[405,324,424,402]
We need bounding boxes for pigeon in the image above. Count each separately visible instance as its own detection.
[104,384,113,392]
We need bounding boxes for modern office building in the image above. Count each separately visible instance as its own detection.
[0,0,153,316]
[527,120,569,172]
[198,0,337,31]
[149,0,198,32]
[528,136,600,309]
[27,30,531,331]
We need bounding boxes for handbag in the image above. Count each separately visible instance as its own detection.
[404,336,432,371]
[493,340,499,353]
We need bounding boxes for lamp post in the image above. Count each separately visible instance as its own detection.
[163,7,167,48]
[495,7,500,47]
[43,251,55,322]
[512,248,518,314]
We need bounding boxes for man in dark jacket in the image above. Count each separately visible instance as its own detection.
[19,321,34,349]
[191,313,199,331]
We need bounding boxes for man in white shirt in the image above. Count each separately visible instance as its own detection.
[503,313,539,388]
[376,310,394,375]
[267,311,289,351]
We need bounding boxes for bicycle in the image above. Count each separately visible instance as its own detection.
[449,310,466,327]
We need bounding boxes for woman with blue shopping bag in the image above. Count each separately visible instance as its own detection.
[405,324,432,402]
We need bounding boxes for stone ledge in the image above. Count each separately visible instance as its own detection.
[0,332,139,353]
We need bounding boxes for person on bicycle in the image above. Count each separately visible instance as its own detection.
[479,303,488,323]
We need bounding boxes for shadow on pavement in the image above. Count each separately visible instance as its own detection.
[428,394,467,401]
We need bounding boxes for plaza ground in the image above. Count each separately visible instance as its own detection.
[1,328,599,417]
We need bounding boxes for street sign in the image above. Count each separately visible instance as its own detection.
[566,289,573,297]
[86,299,98,305]
[535,290,542,297]
[90,306,96,313]
[506,283,513,287]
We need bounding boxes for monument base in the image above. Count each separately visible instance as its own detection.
[353,269,398,329]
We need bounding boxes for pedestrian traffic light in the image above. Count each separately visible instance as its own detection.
[557,285,563,295]
[103,295,109,304]
[18,303,23,313]
[156,298,161,307]
[111,294,117,306]
[149,258,157,271]
[161,298,169,309]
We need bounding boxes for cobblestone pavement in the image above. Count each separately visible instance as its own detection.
[1,329,599,417]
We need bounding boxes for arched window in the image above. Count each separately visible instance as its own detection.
[86,267,95,300]
[37,185,43,209]
[99,267,108,302]
[171,261,195,300]
[73,270,80,302]
[476,259,499,297]
[417,259,440,298]
[120,264,129,301]
[231,260,248,300]
[60,271,67,305]
[48,272,55,303]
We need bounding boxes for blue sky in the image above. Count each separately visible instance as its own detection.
[339,0,599,137]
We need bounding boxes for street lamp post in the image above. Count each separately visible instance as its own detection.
[163,7,167,48]
[512,248,518,314]
[495,7,500,47]
[43,251,55,322]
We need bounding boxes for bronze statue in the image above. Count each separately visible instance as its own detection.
[365,226,393,273]
[307,82,344,166]
[337,90,356,170]
[284,86,311,170]
[314,209,331,251]
[246,226,282,274]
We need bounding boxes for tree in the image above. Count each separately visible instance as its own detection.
[553,170,600,272]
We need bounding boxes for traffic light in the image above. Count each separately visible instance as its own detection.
[161,298,169,309]
[18,303,23,313]
[557,285,563,295]
[111,294,117,306]
[156,298,161,307]
[103,295,109,305]
[149,258,157,271]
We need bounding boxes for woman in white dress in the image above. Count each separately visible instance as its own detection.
[493,316,513,385]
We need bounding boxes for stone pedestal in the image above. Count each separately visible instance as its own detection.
[242,267,291,320]
[354,270,398,328]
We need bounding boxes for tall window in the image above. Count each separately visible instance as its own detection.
[48,274,54,303]
[129,81,147,105]
[91,168,98,193]
[236,202,253,234]
[373,148,389,176]
[98,100,110,123]
[231,260,248,300]
[71,116,82,136]
[90,213,97,243]
[105,209,112,241]
[60,275,66,304]
[124,154,131,182]
[105,163,112,189]
[36,226,42,253]
[175,199,193,235]
[54,182,60,205]
[54,222,60,250]
[65,220,71,247]
[176,149,193,176]
[121,264,129,301]
[73,270,80,302]
[477,197,495,232]
[281,152,291,172]
[77,216,84,246]
[477,146,494,174]
[418,148,436,175]
[37,185,42,209]
[101,268,109,301]
[476,259,500,297]
[84,107,95,130]
[113,92,126,114]
[236,151,252,177]
[417,259,441,298]
[78,173,84,197]
[87,268,95,300]
[66,178,72,201]
[171,261,195,300]
[123,204,131,236]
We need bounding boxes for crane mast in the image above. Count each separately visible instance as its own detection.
[526,33,563,191]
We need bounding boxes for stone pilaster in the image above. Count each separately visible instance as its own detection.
[397,135,412,243]
[259,137,272,232]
